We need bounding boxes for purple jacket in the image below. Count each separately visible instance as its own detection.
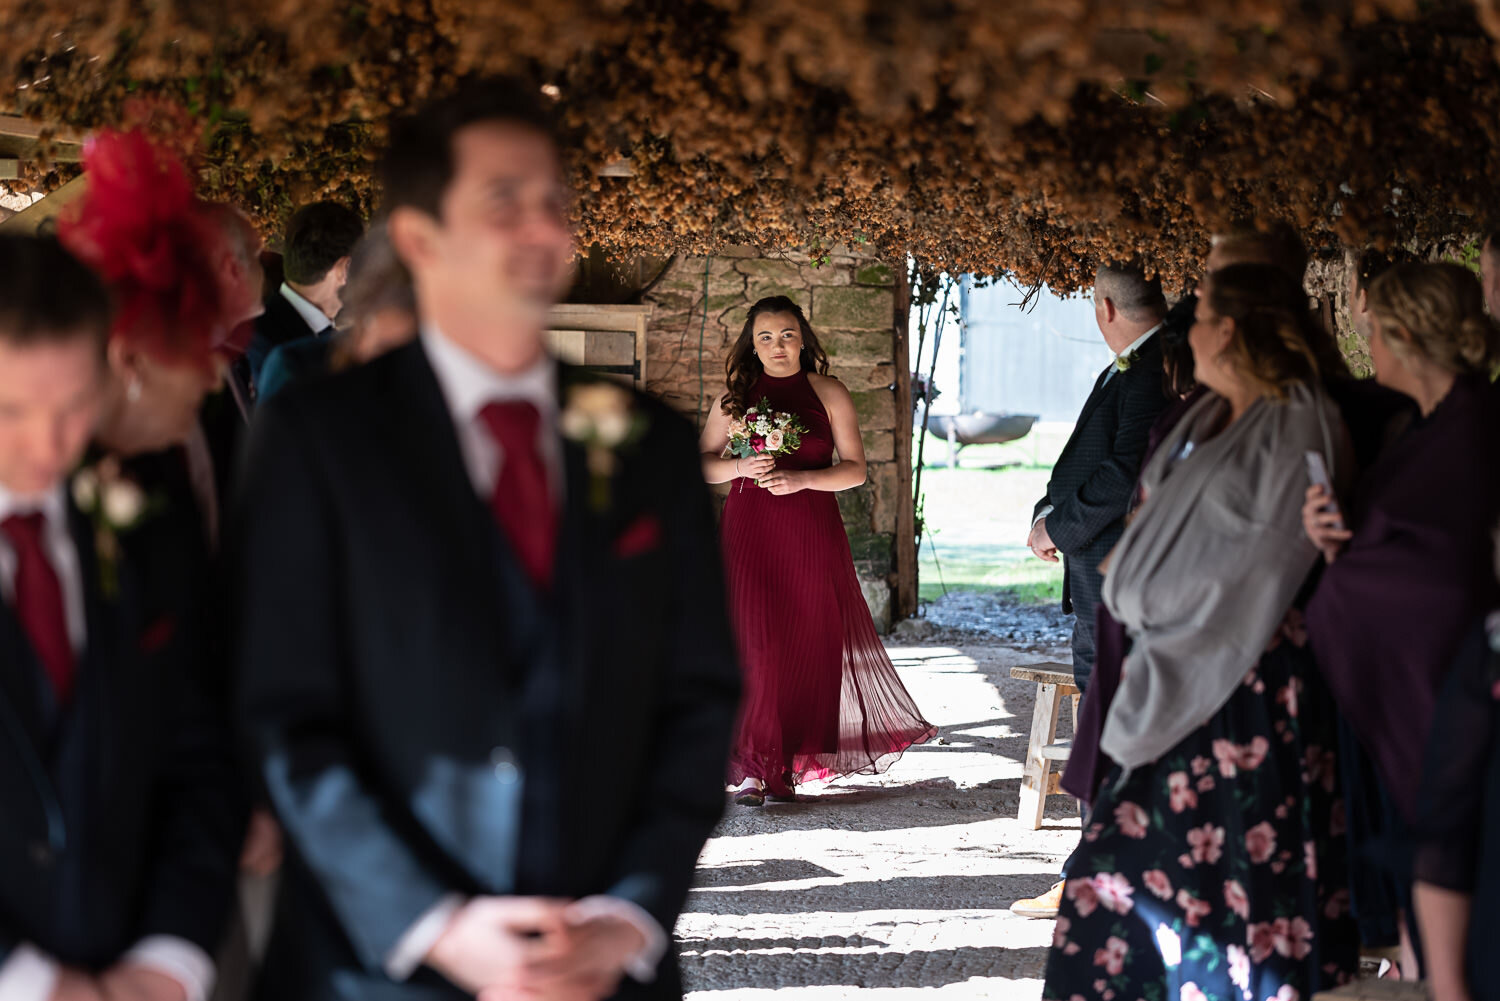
[1305,375,1500,823]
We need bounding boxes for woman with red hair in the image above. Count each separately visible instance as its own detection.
[58,126,240,459]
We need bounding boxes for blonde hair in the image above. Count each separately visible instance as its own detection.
[1366,262,1500,376]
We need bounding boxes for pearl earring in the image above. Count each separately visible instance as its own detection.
[126,377,142,403]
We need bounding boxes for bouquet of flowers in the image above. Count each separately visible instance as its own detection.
[726,398,810,489]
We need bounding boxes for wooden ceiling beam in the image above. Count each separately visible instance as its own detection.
[0,174,88,233]
[0,115,84,145]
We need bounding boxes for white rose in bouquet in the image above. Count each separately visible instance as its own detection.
[766,429,785,451]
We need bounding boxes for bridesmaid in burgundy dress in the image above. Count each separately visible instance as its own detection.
[700,296,935,807]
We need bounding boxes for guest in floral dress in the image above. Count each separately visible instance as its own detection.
[1043,264,1361,1001]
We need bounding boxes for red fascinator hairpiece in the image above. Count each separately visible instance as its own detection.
[57,123,225,374]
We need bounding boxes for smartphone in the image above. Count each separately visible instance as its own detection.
[1304,451,1345,532]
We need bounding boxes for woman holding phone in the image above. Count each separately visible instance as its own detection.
[1043,264,1359,1000]
[1304,262,1500,975]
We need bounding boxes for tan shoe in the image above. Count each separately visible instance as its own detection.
[1011,880,1065,919]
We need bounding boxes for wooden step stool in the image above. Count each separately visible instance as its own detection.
[1011,663,1081,830]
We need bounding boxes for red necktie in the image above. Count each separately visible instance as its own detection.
[478,401,557,591]
[2,513,75,704]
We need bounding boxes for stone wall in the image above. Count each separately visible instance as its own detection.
[641,248,908,631]
[1306,254,1372,376]
[1308,241,1481,378]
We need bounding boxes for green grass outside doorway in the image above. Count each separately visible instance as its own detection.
[913,424,1071,605]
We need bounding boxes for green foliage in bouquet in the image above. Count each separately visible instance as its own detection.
[726,397,811,458]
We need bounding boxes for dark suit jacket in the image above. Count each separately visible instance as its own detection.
[1033,333,1169,615]
[256,335,335,405]
[0,481,242,971]
[229,342,741,1000]
[246,291,321,385]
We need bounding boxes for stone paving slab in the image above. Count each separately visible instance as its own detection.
[680,641,1079,1000]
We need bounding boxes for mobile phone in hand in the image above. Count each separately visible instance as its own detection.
[1304,451,1345,532]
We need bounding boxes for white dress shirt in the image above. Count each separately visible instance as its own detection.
[1033,323,1163,531]
[0,481,215,1001]
[418,325,563,499]
[279,282,334,336]
[383,327,663,984]
[1100,322,1163,386]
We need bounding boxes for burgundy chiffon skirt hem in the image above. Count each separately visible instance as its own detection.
[723,481,935,791]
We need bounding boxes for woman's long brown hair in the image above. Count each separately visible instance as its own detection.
[721,295,830,416]
[1206,263,1335,398]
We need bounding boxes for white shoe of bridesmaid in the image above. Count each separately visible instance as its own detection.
[733,777,765,807]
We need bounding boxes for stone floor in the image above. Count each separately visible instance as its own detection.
[680,640,1081,1000]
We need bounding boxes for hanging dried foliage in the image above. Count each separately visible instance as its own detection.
[2,0,1497,290]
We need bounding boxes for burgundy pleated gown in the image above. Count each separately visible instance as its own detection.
[722,370,935,793]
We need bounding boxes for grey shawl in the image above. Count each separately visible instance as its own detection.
[1099,382,1349,770]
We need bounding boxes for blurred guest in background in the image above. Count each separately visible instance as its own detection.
[1044,264,1359,1000]
[1305,261,1500,975]
[1412,581,1500,1001]
[0,125,243,1001]
[256,221,417,403]
[245,201,364,386]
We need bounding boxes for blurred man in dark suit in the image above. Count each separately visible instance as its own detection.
[0,234,240,1001]
[231,79,740,1001]
[244,202,363,387]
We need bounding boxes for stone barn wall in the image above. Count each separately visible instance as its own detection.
[640,247,911,631]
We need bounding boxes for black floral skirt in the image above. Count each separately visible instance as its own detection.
[1043,626,1359,1001]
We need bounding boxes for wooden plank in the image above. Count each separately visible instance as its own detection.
[1011,664,1079,691]
[546,328,637,365]
[546,304,652,390]
[1018,682,1064,830]
[1041,741,1072,761]
[892,267,917,620]
[546,329,589,365]
[634,310,648,391]
[549,304,652,330]
[0,115,84,144]
[0,174,88,233]
[1011,661,1074,674]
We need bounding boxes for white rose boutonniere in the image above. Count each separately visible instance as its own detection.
[1113,349,1139,373]
[72,455,154,598]
[560,378,648,510]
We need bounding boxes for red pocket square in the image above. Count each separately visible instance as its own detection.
[613,515,661,558]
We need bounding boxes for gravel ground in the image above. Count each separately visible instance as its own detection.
[899,592,1075,650]
[680,636,1080,1000]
